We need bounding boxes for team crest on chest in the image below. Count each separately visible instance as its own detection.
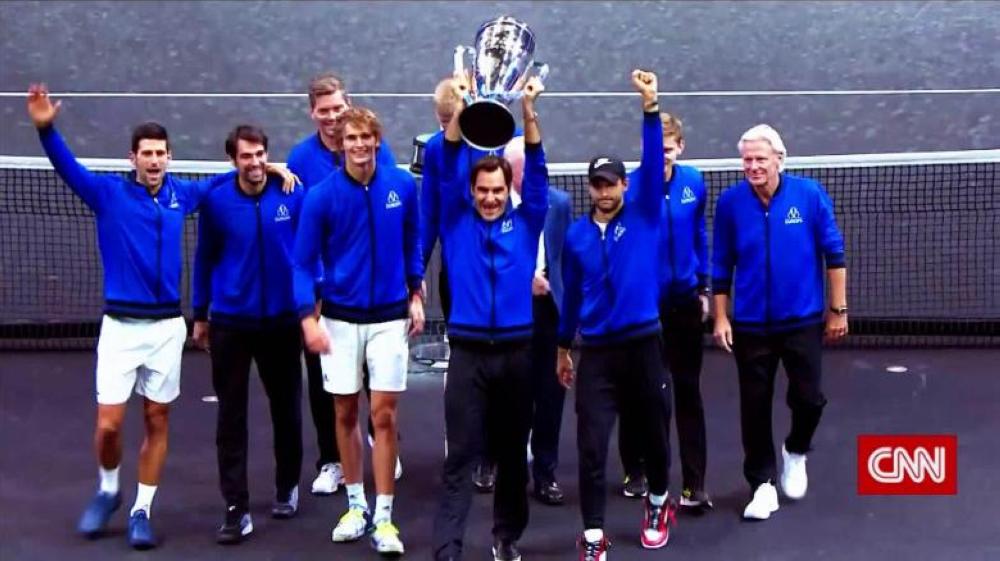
[275,204,291,222]
[613,223,626,241]
[168,189,179,209]
[385,190,402,209]
[681,186,696,204]
[501,218,514,234]
[784,206,803,225]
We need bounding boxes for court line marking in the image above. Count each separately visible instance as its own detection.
[2,88,1000,99]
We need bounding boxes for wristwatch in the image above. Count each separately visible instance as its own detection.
[829,305,848,316]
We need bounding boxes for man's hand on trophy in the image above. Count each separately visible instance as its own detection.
[450,70,474,108]
[631,69,659,108]
[522,76,545,103]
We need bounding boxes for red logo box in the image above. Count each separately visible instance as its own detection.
[857,435,957,495]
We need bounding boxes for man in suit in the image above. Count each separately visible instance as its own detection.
[503,137,572,506]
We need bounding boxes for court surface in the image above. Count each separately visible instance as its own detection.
[2,348,998,560]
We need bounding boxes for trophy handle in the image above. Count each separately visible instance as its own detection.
[453,45,476,105]
[508,61,550,102]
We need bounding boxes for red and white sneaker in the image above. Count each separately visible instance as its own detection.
[640,497,677,549]
[578,534,610,561]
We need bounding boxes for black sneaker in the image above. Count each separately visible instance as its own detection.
[492,538,522,561]
[217,505,253,545]
[271,485,299,519]
[533,481,565,506]
[473,462,497,494]
[622,474,648,498]
[679,488,714,514]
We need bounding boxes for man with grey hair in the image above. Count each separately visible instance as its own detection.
[712,124,848,520]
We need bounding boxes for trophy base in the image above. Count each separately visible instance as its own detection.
[459,100,516,152]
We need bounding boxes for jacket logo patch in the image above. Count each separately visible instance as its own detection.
[785,206,803,225]
[385,190,402,209]
[681,186,696,204]
[501,218,514,234]
[613,223,626,241]
[168,190,180,209]
[275,204,291,222]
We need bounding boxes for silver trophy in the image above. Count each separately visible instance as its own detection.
[454,16,549,151]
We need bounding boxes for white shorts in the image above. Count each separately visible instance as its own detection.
[94,315,187,405]
[318,317,409,395]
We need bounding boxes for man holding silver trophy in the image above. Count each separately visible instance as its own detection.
[430,17,552,561]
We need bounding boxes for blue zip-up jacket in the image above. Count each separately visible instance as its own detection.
[439,139,549,342]
[192,176,304,329]
[38,125,229,319]
[628,163,709,301]
[286,133,396,188]
[420,129,522,267]
[292,164,423,323]
[558,112,665,347]
[712,174,846,334]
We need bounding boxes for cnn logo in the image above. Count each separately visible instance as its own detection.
[857,435,957,495]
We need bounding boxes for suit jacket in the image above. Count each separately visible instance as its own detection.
[542,187,572,316]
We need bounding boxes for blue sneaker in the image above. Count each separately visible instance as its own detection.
[77,491,121,538]
[127,510,157,550]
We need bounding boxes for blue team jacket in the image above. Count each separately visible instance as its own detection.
[286,133,397,188]
[39,126,228,319]
[439,139,549,342]
[292,165,423,323]
[712,174,846,334]
[628,163,709,301]
[192,176,304,328]
[558,112,665,347]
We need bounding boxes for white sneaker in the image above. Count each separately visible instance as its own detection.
[312,462,345,495]
[780,445,808,500]
[742,482,779,520]
[370,520,405,554]
[331,507,371,542]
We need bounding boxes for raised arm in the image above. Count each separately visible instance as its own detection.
[519,76,550,232]
[633,70,665,223]
[28,84,111,212]
[440,75,473,225]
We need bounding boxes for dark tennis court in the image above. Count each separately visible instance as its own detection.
[2,347,998,560]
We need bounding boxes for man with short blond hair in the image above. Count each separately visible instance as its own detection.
[294,106,423,555]
[287,72,400,498]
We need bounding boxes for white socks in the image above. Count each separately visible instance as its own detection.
[584,528,604,542]
[346,483,368,511]
[649,491,668,506]
[99,466,120,495]
[373,494,394,525]
[130,483,157,517]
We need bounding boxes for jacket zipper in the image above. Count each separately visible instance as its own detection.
[665,188,676,292]
[488,220,497,337]
[154,194,163,302]
[595,220,615,305]
[764,209,771,327]
[364,185,376,309]
[256,198,267,322]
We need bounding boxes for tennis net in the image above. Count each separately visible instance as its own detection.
[1,150,998,349]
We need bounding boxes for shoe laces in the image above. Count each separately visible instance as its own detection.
[373,520,399,537]
[338,507,367,527]
[581,537,605,561]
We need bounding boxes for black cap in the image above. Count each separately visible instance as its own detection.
[588,156,626,185]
